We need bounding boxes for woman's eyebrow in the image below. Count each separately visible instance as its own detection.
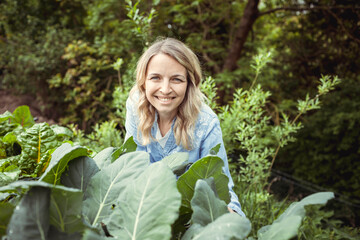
[148,73,160,76]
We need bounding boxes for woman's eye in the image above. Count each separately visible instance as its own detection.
[149,76,160,80]
[172,78,184,82]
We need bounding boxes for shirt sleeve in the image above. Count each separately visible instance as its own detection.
[125,97,146,152]
[199,117,246,217]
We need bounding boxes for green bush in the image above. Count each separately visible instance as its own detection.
[0,0,85,93]
[201,52,347,237]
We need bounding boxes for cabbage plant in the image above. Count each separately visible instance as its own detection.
[0,140,334,240]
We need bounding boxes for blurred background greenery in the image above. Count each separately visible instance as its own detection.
[1,0,359,237]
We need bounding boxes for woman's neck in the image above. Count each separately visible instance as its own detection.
[157,114,175,137]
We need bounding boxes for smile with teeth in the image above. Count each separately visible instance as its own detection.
[156,96,175,102]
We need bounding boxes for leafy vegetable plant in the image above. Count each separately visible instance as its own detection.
[0,140,334,240]
[0,106,73,185]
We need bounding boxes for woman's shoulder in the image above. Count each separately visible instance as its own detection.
[199,103,218,118]
[126,89,140,113]
[127,88,139,104]
[196,103,219,125]
[192,103,220,145]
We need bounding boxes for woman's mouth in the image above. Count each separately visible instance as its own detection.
[156,96,175,103]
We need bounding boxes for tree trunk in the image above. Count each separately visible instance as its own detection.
[223,0,260,71]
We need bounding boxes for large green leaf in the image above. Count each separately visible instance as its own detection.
[61,156,100,192]
[0,181,84,238]
[40,143,88,185]
[82,229,107,240]
[258,192,335,240]
[258,215,302,240]
[0,202,15,236]
[161,152,189,176]
[0,180,56,193]
[184,213,251,240]
[190,179,228,227]
[209,143,221,155]
[121,136,137,153]
[0,111,13,123]
[50,186,84,234]
[0,180,82,196]
[0,111,17,136]
[276,192,334,222]
[2,132,17,144]
[106,161,181,240]
[82,151,150,228]
[93,147,116,169]
[177,156,230,213]
[93,138,138,170]
[12,105,35,128]
[180,223,203,240]
[17,122,60,174]
[6,186,51,240]
[110,136,138,161]
[0,165,21,187]
[50,125,74,139]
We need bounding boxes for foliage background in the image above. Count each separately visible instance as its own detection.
[1,0,359,234]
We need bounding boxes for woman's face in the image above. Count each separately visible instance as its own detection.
[145,53,188,120]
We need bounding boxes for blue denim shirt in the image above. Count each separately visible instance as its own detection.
[125,96,245,216]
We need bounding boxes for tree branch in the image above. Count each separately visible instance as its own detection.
[326,8,360,44]
[222,2,360,73]
[223,0,260,71]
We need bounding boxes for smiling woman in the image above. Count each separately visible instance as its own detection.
[124,37,245,215]
[145,53,188,136]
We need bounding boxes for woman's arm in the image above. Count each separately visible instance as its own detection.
[125,97,147,152]
[199,116,245,216]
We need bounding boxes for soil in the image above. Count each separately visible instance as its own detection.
[0,89,56,124]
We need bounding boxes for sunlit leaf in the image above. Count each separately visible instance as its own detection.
[190,179,228,226]
[161,152,189,176]
[106,161,181,239]
[82,151,149,228]
[93,147,116,169]
[40,143,88,185]
[12,105,35,128]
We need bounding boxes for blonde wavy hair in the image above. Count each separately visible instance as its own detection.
[130,37,204,150]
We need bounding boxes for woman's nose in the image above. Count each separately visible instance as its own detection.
[160,80,172,94]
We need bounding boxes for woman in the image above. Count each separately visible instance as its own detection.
[125,37,244,216]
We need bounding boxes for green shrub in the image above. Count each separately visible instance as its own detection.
[201,52,345,237]
[0,0,85,94]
